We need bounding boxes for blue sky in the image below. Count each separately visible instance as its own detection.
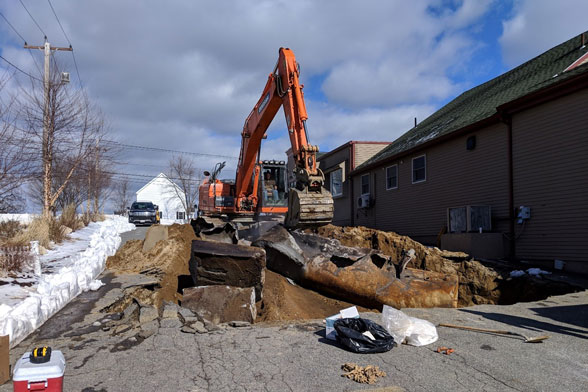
[1,0,587,203]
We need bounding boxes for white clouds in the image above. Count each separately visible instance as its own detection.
[500,0,588,67]
[0,0,495,192]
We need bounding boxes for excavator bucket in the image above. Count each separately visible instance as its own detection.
[285,187,334,228]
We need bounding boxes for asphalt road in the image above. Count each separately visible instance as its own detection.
[119,225,149,247]
[2,225,587,392]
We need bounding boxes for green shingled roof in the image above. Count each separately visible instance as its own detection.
[357,31,588,171]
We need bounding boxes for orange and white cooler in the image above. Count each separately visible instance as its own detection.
[12,349,65,392]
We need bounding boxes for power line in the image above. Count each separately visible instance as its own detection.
[0,11,26,42]
[107,171,203,183]
[46,0,70,45]
[46,0,82,88]
[0,54,42,81]
[18,0,46,38]
[0,11,43,75]
[103,140,238,160]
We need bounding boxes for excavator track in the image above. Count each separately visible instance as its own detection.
[285,187,334,229]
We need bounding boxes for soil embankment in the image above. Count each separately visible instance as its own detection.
[106,223,372,321]
[315,225,580,306]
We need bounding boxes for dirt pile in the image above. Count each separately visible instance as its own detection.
[315,225,503,306]
[106,224,196,307]
[256,270,374,323]
[106,223,369,322]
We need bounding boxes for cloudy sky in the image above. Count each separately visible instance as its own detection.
[1,0,587,199]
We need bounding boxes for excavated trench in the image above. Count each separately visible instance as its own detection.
[314,225,583,307]
[104,222,583,324]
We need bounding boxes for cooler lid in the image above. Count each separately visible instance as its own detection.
[12,350,66,381]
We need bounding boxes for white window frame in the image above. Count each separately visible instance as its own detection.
[329,168,343,197]
[176,211,185,220]
[412,155,426,184]
[361,174,370,195]
[386,165,398,190]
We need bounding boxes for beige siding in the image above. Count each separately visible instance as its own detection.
[512,88,588,263]
[319,147,352,226]
[354,123,510,245]
[354,143,389,169]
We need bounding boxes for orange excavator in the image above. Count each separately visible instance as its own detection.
[198,48,333,228]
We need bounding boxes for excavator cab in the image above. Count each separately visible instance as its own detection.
[258,161,287,208]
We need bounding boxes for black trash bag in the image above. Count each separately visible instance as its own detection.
[334,318,396,354]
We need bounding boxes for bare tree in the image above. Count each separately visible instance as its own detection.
[28,158,89,211]
[167,155,200,221]
[0,75,32,212]
[17,68,105,216]
[85,140,114,214]
[113,178,131,215]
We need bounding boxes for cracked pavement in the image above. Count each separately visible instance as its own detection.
[2,285,587,392]
[2,226,587,391]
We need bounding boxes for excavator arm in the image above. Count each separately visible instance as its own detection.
[235,47,333,227]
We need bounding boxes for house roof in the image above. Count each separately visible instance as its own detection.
[355,31,588,173]
[136,173,184,196]
[317,141,390,162]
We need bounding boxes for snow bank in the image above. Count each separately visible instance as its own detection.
[510,268,552,278]
[0,216,135,348]
[0,214,36,224]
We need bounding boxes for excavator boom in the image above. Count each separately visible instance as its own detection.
[198,48,333,228]
[236,47,333,228]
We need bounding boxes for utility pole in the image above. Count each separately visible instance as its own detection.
[24,38,72,216]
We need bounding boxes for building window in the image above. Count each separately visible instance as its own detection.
[412,155,426,183]
[361,174,370,195]
[176,211,185,220]
[330,168,343,197]
[386,165,398,190]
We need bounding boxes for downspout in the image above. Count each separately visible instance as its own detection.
[504,114,516,261]
[350,144,355,226]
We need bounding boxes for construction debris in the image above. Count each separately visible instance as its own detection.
[103,220,581,331]
[436,347,455,355]
[106,224,196,308]
[341,363,386,384]
[253,225,458,309]
[182,285,256,324]
[189,239,266,301]
[314,225,581,306]
[142,225,169,253]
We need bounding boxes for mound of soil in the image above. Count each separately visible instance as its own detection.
[106,224,196,307]
[256,270,374,323]
[315,225,504,306]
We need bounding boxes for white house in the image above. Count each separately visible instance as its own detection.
[136,173,187,221]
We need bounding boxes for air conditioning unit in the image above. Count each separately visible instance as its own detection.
[447,205,492,233]
[357,194,371,208]
[447,206,467,233]
[467,205,491,232]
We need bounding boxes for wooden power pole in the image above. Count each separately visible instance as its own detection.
[24,39,72,216]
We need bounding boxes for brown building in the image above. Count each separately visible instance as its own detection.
[318,141,389,226]
[346,32,588,274]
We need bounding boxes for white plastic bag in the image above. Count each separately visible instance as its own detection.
[381,305,438,346]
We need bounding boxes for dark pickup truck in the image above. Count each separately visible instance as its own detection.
[128,201,159,225]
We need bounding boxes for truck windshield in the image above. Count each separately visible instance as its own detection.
[132,203,154,210]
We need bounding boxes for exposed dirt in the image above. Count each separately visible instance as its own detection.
[314,225,581,307]
[106,223,372,322]
[104,222,581,318]
[106,224,196,307]
[256,270,374,323]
